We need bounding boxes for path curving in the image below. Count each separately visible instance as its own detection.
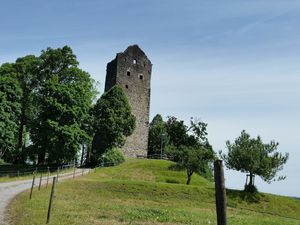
[0,169,90,225]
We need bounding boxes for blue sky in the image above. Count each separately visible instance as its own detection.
[1,0,300,197]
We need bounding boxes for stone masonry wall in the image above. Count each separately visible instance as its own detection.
[104,45,152,157]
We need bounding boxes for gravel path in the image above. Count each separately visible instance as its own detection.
[0,169,90,225]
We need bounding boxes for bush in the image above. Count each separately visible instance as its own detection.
[0,158,7,165]
[100,148,125,166]
[244,184,258,194]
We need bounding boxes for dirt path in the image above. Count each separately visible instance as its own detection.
[0,169,90,225]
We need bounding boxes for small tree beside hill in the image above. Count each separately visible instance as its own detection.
[166,145,214,185]
[220,130,289,192]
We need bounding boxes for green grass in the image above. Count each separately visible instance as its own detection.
[8,159,300,225]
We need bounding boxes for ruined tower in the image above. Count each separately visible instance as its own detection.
[104,45,152,157]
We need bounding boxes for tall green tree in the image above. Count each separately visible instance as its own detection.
[148,114,169,156]
[220,130,289,191]
[13,55,40,162]
[0,75,22,161]
[92,85,135,160]
[30,46,97,164]
[0,56,40,163]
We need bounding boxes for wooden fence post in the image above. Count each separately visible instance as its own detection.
[56,167,59,182]
[38,173,43,190]
[73,165,76,179]
[214,160,227,225]
[46,177,56,224]
[46,167,50,188]
[29,174,36,199]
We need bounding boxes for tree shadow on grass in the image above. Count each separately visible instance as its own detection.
[227,188,261,205]
[168,164,184,171]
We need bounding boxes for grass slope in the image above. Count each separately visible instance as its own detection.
[8,159,300,225]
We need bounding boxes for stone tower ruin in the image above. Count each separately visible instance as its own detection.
[104,45,152,157]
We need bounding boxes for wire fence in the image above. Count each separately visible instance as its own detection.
[27,167,93,223]
[0,153,169,177]
[136,153,171,160]
[96,154,171,168]
[0,164,75,178]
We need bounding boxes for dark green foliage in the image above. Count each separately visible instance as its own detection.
[165,116,189,148]
[101,147,125,166]
[0,158,6,165]
[221,130,289,191]
[227,189,260,204]
[92,85,135,157]
[148,114,169,156]
[166,145,214,185]
[0,76,22,161]
[0,58,40,163]
[165,116,208,148]
[14,55,40,163]
[0,46,96,165]
[30,46,96,164]
[149,115,215,184]
[244,184,258,194]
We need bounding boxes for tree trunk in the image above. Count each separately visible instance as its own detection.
[16,117,25,163]
[81,145,85,166]
[249,172,254,186]
[38,149,46,165]
[186,170,193,185]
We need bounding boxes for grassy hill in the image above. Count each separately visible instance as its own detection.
[8,159,300,225]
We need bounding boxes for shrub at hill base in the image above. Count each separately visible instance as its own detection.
[101,148,125,166]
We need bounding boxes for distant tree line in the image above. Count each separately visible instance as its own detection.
[148,115,289,191]
[0,46,135,166]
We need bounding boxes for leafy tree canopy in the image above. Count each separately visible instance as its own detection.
[0,46,97,165]
[0,76,22,161]
[92,85,135,160]
[167,145,214,185]
[220,130,289,191]
[148,115,215,184]
[30,46,97,164]
[165,116,208,148]
[148,114,169,156]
